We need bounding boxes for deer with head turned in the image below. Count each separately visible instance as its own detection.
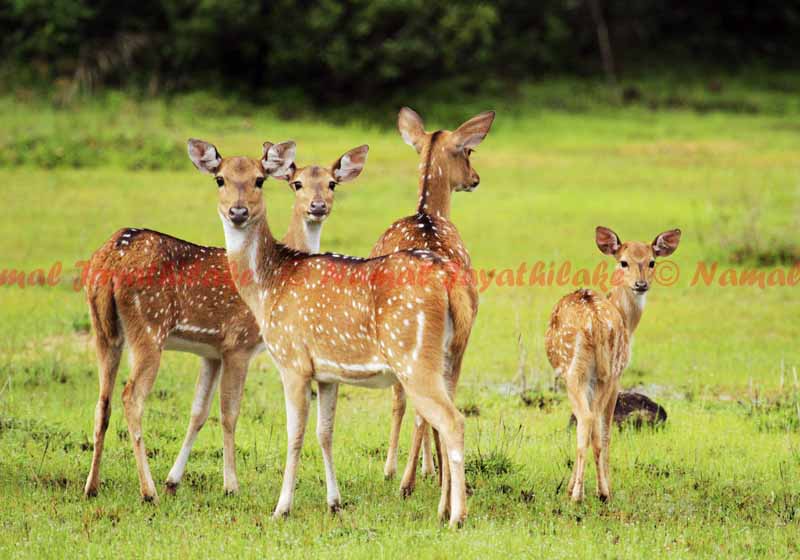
[82,143,368,502]
[191,138,474,527]
[370,107,494,496]
[545,226,681,502]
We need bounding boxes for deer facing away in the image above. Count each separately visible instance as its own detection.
[545,226,681,501]
[370,107,494,496]
[83,142,368,502]
[192,138,474,527]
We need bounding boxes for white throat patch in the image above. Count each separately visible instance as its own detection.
[303,220,323,253]
[219,211,249,254]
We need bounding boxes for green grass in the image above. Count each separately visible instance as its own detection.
[1,91,799,558]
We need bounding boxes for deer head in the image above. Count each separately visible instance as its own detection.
[596,226,682,294]
[398,107,495,192]
[187,138,296,229]
[274,145,369,224]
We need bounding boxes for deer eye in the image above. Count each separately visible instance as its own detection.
[649,260,655,268]
[255,177,265,188]
[466,148,474,156]
[291,181,302,190]
[620,261,628,268]
[215,176,224,187]
[329,181,337,190]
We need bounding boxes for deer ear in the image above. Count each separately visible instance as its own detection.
[274,162,296,182]
[262,141,296,180]
[451,110,495,151]
[332,145,369,183]
[398,107,426,153]
[187,139,222,174]
[596,226,622,256]
[652,228,682,257]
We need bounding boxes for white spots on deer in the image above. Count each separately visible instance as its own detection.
[173,324,220,336]
[412,311,425,363]
[565,331,583,380]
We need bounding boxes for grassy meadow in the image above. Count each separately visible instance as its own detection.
[0,88,799,558]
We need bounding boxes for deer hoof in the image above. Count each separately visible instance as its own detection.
[141,493,159,504]
[449,514,466,529]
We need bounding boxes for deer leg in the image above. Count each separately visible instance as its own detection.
[566,381,593,502]
[165,357,222,494]
[402,377,466,528]
[432,346,465,485]
[407,347,464,493]
[420,420,436,477]
[122,343,161,502]
[599,385,619,501]
[384,383,406,480]
[316,381,341,512]
[84,337,123,497]
[432,428,443,486]
[219,351,250,495]
[273,371,311,518]
[399,415,425,497]
[437,435,452,522]
[399,415,438,495]
[591,406,608,501]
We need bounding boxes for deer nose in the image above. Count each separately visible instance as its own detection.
[309,200,327,216]
[228,206,249,225]
[634,280,649,292]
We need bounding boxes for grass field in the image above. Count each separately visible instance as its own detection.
[1,88,799,558]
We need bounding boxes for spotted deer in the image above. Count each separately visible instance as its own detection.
[545,226,681,502]
[191,138,474,527]
[83,142,369,502]
[371,107,494,496]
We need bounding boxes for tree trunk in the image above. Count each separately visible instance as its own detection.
[588,0,617,84]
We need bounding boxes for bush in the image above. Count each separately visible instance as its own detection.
[0,131,185,170]
[2,1,799,104]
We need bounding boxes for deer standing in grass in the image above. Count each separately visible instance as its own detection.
[371,107,494,496]
[83,142,368,501]
[545,226,681,501]
[191,138,473,526]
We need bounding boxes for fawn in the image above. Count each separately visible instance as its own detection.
[83,142,368,501]
[192,138,474,526]
[545,226,681,501]
[371,107,494,495]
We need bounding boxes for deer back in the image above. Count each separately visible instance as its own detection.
[86,228,261,352]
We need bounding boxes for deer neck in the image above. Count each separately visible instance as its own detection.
[220,213,281,304]
[608,285,646,335]
[282,207,323,253]
[417,132,453,218]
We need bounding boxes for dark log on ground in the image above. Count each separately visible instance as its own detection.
[568,391,667,429]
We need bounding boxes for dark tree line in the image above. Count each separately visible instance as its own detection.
[2,0,798,102]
